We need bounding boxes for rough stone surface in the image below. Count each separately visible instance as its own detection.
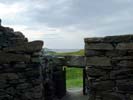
[86,57,111,66]
[85,43,114,50]
[85,35,133,100]
[0,23,44,100]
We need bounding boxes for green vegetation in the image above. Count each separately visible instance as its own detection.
[59,49,84,89]
[66,67,83,89]
[55,49,84,56]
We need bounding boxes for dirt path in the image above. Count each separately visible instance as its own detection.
[61,88,88,100]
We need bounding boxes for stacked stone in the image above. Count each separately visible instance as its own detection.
[85,35,133,100]
[0,24,44,100]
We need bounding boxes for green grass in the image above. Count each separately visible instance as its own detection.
[66,67,83,89]
[55,49,84,56]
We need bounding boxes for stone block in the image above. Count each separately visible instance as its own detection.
[116,43,133,50]
[85,50,104,56]
[101,92,127,100]
[105,50,127,57]
[0,52,30,63]
[3,41,43,53]
[86,57,111,66]
[110,69,133,79]
[117,60,133,67]
[86,67,106,77]
[85,43,114,50]
[90,81,115,91]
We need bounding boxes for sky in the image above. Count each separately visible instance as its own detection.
[0,0,133,49]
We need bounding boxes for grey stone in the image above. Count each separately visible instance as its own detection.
[65,56,85,67]
[16,83,30,90]
[103,35,133,43]
[0,73,19,80]
[86,67,106,77]
[31,57,41,63]
[91,81,115,91]
[85,50,104,57]
[84,37,103,43]
[3,40,43,53]
[0,52,31,63]
[101,92,127,100]
[116,43,133,50]
[106,50,127,57]
[117,60,133,67]
[110,69,133,79]
[86,57,111,66]
[85,43,114,50]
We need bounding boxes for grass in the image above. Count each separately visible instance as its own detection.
[55,49,84,56]
[66,67,83,89]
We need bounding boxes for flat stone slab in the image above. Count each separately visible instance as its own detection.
[4,41,43,53]
[0,52,30,63]
[86,57,111,66]
[65,56,85,67]
[116,43,133,50]
[85,43,114,50]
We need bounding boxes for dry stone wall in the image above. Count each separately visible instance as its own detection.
[85,35,133,100]
[0,24,44,100]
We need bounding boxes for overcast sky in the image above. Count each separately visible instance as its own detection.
[0,0,133,49]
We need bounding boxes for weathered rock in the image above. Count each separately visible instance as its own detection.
[0,22,44,100]
[0,52,30,63]
[86,57,111,66]
[117,60,133,67]
[85,50,104,56]
[103,35,133,43]
[84,37,103,43]
[85,43,114,50]
[85,35,133,100]
[86,67,106,77]
[110,69,133,79]
[116,79,133,93]
[65,56,85,67]
[90,81,115,91]
[116,43,133,50]
[3,41,43,53]
[105,50,127,57]
[101,92,127,100]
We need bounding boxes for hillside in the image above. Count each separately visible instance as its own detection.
[55,49,84,56]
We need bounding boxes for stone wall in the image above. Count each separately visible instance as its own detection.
[0,25,44,100]
[85,35,133,100]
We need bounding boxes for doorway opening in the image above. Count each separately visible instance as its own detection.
[66,67,83,91]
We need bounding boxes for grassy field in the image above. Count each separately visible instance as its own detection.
[66,67,83,89]
[55,49,84,56]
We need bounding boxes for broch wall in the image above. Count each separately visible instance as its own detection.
[0,25,44,100]
[85,35,133,100]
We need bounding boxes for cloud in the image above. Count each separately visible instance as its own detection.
[1,0,133,49]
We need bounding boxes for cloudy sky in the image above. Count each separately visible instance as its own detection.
[0,0,133,49]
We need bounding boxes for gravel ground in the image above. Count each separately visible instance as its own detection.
[61,88,88,100]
